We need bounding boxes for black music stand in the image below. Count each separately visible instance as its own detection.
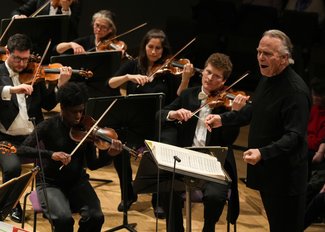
[0,15,70,63]
[85,93,165,232]
[0,166,39,221]
[51,51,122,97]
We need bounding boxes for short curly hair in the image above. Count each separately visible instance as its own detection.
[57,82,88,108]
[205,53,233,80]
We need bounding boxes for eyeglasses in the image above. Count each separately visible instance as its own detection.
[93,23,109,31]
[10,54,29,63]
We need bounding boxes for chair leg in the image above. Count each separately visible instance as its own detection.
[21,192,31,228]
[33,212,37,232]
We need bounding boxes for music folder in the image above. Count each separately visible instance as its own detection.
[133,140,230,194]
[0,166,39,221]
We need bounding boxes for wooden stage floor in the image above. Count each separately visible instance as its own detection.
[3,126,325,231]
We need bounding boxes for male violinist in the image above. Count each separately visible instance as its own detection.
[0,33,72,223]
[18,82,123,232]
[158,52,249,231]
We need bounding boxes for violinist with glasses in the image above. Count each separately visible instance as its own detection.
[54,9,125,55]
[18,82,123,232]
[158,52,249,232]
[0,33,72,223]
[107,28,195,217]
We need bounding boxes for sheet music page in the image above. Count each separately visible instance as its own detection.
[145,140,225,178]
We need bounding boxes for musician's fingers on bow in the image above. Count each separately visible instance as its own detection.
[128,74,150,85]
[51,151,71,165]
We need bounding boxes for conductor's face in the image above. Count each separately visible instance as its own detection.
[7,49,30,73]
[257,36,288,77]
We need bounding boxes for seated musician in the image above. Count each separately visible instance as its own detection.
[11,0,81,39]
[107,28,195,218]
[17,82,123,232]
[158,52,249,231]
[54,9,118,55]
[0,33,72,223]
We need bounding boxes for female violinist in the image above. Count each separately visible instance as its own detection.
[108,28,195,104]
[107,28,195,218]
[55,10,118,55]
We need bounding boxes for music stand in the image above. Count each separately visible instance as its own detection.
[0,15,70,63]
[134,141,230,232]
[51,51,122,97]
[86,93,165,232]
[0,166,39,221]
[184,146,230,232]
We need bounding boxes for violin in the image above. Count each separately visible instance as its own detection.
[160,58,203,75]
[206,88,251,110]
[148,38,196,82]
[191,71,251,116]
[96,39,133,60]
[19,62,93,84]
[69,115,138,157]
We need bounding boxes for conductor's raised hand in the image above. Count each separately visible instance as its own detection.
[10,84,33,95]
[51,151,71,166]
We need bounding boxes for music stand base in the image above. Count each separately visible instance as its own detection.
[105,223,137,232]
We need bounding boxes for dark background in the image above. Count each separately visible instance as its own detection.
[1,0,325,91]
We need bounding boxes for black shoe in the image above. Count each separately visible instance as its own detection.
[10,203,22,223]
[117,195,138,212]
[154,206,166,219]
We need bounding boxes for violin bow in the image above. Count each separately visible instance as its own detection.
[30,0,51,17]
[30,39,52,86]
[148,37,196,82]
[59,99,118,170]
[191,71,250,116]
[87,22,148,52]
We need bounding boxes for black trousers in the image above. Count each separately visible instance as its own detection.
[304,192,325,229]
[113,150,135,200]
[37,177,104,232]
[260,191,306,232]
[161,181,228,232]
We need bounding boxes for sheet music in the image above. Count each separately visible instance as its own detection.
[148,140,225,178]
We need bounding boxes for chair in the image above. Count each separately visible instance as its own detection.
[22,190,43,232]
[182,187,236,232]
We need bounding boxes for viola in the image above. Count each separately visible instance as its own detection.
[19,62,93,85]
[69,115,138,157]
